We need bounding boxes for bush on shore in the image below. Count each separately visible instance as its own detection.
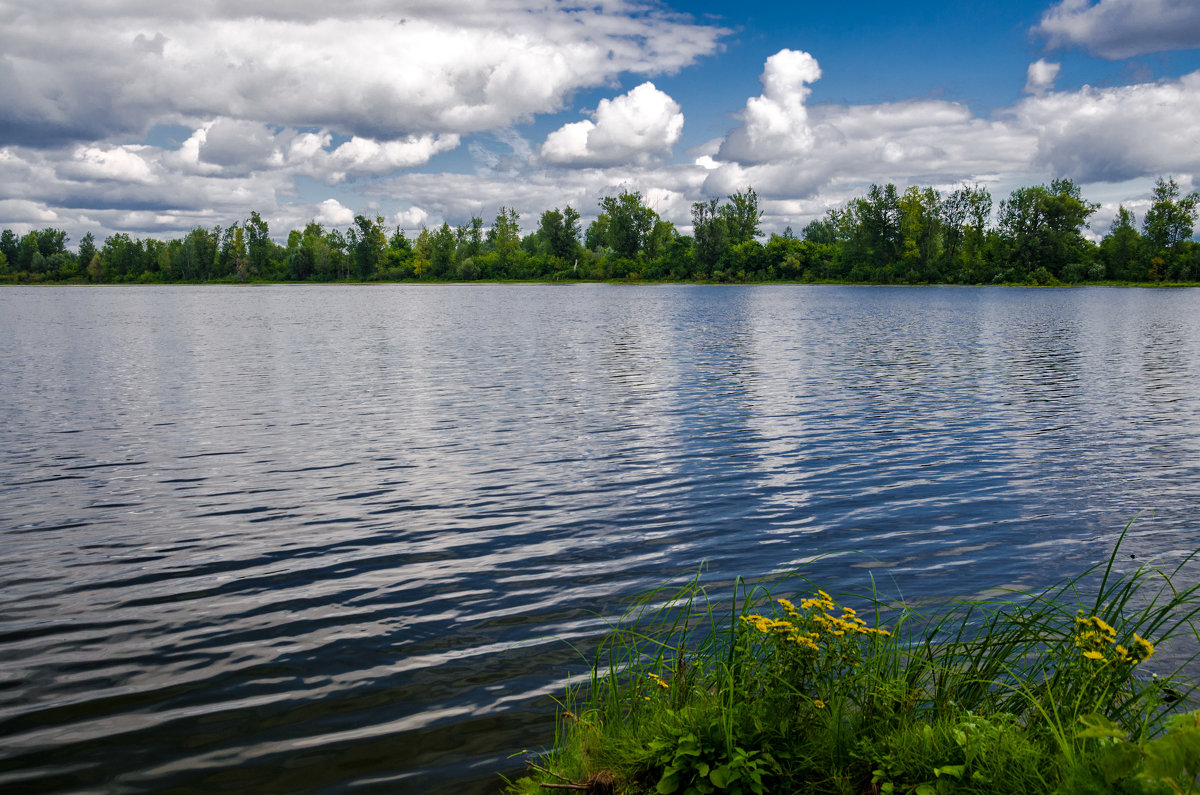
[506,525,1200,794]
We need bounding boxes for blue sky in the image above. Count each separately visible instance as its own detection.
[2,0,1199,243]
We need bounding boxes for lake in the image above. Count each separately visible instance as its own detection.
[1,284,1199,793]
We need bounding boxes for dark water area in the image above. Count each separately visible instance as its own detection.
[2,284,1199,793]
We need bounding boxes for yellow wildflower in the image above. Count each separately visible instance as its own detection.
[813,699,825,709]
[1133,633,1155,661]
[647,672,670,689]
[1082,650,1105,661]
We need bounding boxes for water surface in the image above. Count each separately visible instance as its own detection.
[2,285,1199,792]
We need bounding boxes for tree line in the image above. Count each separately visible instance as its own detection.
[2,178,1198,285]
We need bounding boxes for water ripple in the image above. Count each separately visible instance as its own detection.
[1,285,1199,792]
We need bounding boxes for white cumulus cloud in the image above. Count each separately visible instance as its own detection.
[1024,59,1061,95]
[0,2,725,148]
[1035,0,1200,58]
[717,49,822,165]
[314,198,355,226]
[541,82,684,166]
[303,133,462,184]
[1016,72,1200,183]
[64,145,157,184]
[391,206,430,230]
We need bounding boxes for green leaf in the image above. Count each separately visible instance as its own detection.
[657,771,681,794]
[677,734,702,757]
[1096,742,1142,784]
[697,761,710,777]
[933,764,965,779]
[1077,713,1128,741]
[710,764,731,788]
[1140,728,1199,782]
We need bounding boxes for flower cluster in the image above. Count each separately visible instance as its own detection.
[740,589,891,652]
[1074,614,1155,665]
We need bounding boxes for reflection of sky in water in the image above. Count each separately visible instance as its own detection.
[1,284,1199,792]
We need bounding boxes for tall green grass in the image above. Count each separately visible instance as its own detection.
[506,524,1200,794]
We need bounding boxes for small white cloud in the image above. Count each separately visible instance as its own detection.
[1024,59,1061,95]
[167,121,458,183]
[718,49,822,165]
[0,198,61,224]
[1035,0,1200,58]
[391,206,429,230]
[317,134,461,183]
[314,198,354,226]
[542,82,684,166]
[66,145,156,183]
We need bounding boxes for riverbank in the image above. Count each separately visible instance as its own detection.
[507,528,1200,794]
[4,276,1200,288]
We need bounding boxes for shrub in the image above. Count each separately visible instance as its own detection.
[507,523,1200,794]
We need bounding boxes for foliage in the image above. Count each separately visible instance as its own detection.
[596,191,659,260]
[506,523,1200,794]
[5,178,1200,285]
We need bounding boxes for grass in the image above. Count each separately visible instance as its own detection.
[505,523,1200,794]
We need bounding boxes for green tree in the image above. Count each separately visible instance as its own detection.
[86,252,104,282]
[536,206,581,263]
[597,191,657,259]
[412,226,433,277]
[430,222,457,278]
[177,227,219,281]
[245,211,273,280]
[77,232,97,271]
[348,214,387,280]
[1142,177,1199,280]
[898,186,942,281]
[101,232,146,281]
[142,238,167,281]
[585,213,610,253]
[645,219,676,260]
[17,232,39,272]
[1100,206,1146,281]
[692,199,729,270]
[383,227,415,279]
[221,225,249,281]
[487,206,522,274]
[801,216,838,246]
[720,187,763,245]
[835,184,902,279]
[997,179,1096,281]
[456,216,484,263]
[0,230,18,266]
[961,186,994,282]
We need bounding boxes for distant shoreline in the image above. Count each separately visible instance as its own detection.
[3,278,1199,288]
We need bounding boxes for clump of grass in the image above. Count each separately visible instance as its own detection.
[506,523,1200,794]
